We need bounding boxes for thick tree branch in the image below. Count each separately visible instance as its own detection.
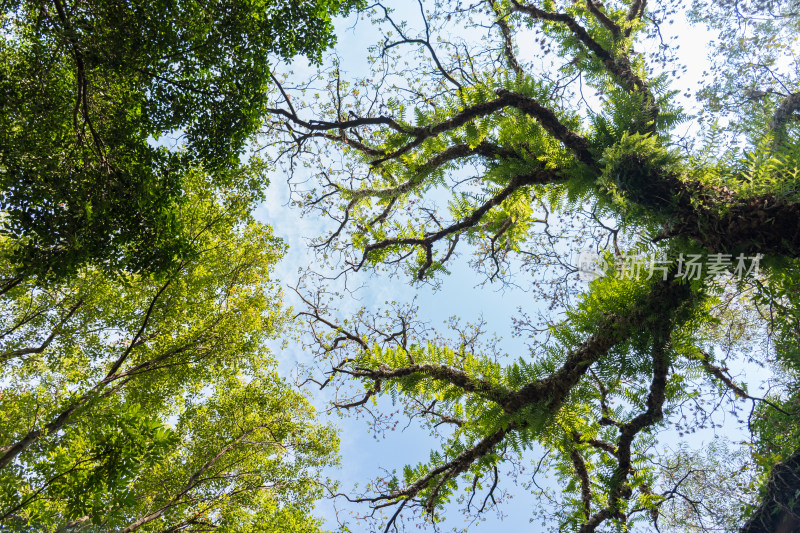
[585,0,622,37]
[348,424,512,516]
[510,0,648,97]
[357,168,566,279]
[741,448,800,533]
[769,91,800,145]
[575,281,687,532]
[665,189,800,258]
[348,141,518,202]
[271,89,597,169]
[494,89,598,168]
[339,363,512,406]
[571,448,593,518]
[506,277,690,414]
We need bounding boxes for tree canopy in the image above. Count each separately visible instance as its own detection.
[1,1,361,530]
[263,0,800,531]
[0,169,339,531]
[0,0,360,282]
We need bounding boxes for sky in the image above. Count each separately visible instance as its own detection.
[253,3,763,531]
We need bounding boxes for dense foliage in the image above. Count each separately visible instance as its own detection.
[0,171,339,531]
[0,0,359,281]
[0,1,356,528]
